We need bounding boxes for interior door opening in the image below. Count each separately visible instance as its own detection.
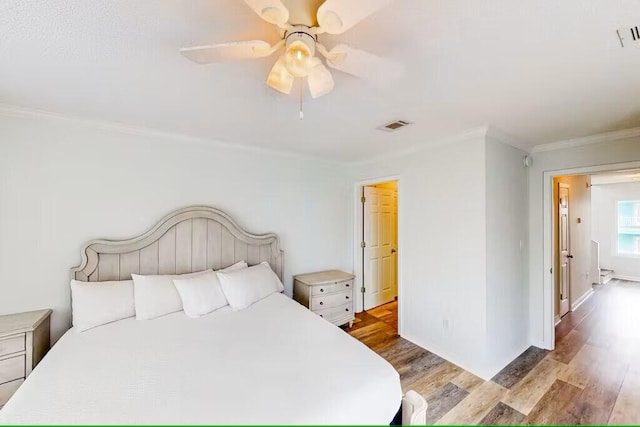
[360,180,398,331]
[548,166,640,351]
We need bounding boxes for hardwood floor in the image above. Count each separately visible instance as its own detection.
[346,280,640,424]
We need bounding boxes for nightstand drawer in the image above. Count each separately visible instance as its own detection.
[0,355,25,384]
[311,290,352,310]
[311,280,354,296]
[293,270,355,328]
[315,302,353,321]
[0,378,23,406]
[0,334,25,357]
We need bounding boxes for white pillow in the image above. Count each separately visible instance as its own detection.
[219,260,248,273]
[217,261,284,311]
[169,261,247,318]
[173,271,228,318]
[132,269,211,320]
[70,279,135,332]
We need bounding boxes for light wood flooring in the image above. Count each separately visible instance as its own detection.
[346,280,640,424]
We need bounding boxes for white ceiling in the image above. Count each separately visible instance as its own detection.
[1,0,639,162]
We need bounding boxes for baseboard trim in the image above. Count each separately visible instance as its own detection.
[481,342,531,381]
[612,274,640,283]
[571,288,594,311]
[400,333,530,381]
[400,333,483,378]
[554,315,561,326]
[529,338,551,351]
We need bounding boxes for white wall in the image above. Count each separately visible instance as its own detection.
[528,136,640,348]
[485,137,529,374]
[592,182,640,280]
[0,113,352,341]
[353,135,488,375]
[352,130,529,379]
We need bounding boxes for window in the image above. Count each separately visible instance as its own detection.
[617,200,640,255]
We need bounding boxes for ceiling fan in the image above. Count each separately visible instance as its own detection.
[180,0,402,100]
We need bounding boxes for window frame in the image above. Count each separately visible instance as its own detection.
[616,199,640,258]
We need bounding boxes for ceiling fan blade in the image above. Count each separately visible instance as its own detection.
[243,0,290,27]
[317,0,393,34]
[307,62,334,98]
[180,40,274,64]
[266,56,294,94]
[325,44,403,83]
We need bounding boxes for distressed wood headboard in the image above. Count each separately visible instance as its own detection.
[71,206,284,282]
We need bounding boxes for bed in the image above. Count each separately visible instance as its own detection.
[0,206,403,424]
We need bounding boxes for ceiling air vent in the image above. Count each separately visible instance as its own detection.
[377,120,413,132]
[617,26,640,47]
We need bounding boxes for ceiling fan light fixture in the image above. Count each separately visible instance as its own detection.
[181,0,403,105]
[308,63,334,98]
[283,28,316,77]
[266,56,294,94]
[284,41,313,77]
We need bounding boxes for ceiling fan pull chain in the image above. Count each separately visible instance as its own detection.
[299,78,304,120]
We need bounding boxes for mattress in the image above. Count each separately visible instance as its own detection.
[0,293,402,424]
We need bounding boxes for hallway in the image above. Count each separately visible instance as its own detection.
[347,280,640,424]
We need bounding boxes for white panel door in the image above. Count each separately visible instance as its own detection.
[363,186,398,310]
[558,183,571,318]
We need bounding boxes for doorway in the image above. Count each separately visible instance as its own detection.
[353,177,400,333]
[543,161,640,350]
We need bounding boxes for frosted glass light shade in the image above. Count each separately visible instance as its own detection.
[308,62,334,98]
[266,56,294,94]
[283,40,314,77]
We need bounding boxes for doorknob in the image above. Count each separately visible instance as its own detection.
[567,254,574,259]
[391,249,397,253]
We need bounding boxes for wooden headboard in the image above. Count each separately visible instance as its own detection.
[71,206,284,282]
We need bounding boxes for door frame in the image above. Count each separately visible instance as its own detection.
[542,160,640,350]
[353,175,402,334]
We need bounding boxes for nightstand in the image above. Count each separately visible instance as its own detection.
[0,309,52,408]
[293,270,355,327]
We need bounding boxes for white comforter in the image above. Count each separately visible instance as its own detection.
[0,293,401,424]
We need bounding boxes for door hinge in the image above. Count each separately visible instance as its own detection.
[361,287,366,293]
[361,195,366,203]
[361,241,366,248]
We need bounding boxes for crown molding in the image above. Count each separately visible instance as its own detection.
[0,103,348,165]
[485,126,532,153]
[350,125,490,166]
[531,126,640,153]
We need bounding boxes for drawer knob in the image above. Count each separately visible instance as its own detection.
[345,308,349,312]
[346,295,350,299]
[320,288,324,293]
[334,281,338,284]
[346,283,350,287]
[320,314,324,318]
[319,301,324,305]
